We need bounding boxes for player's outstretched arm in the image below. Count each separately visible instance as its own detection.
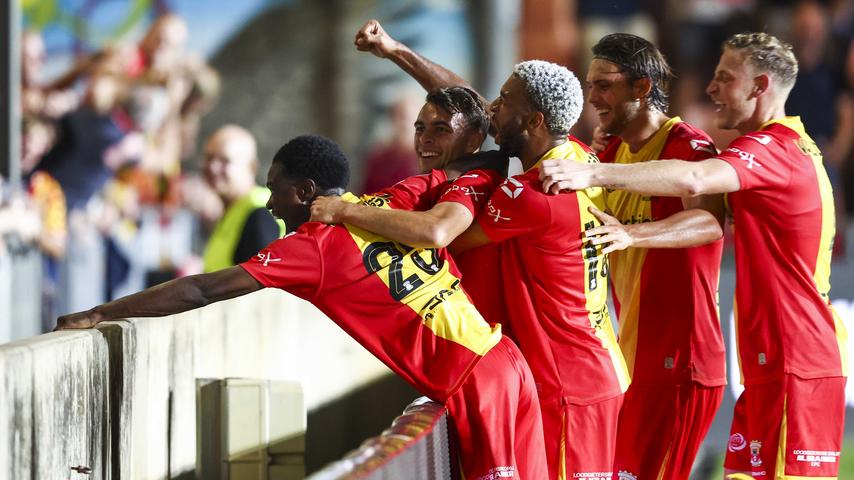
[584,197,724,253]
[355,19,476,94]
[311,197,473,248]
[55,266,263,330]
[540,157,741,197]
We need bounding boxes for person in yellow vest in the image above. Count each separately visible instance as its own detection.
[201,125,283,272]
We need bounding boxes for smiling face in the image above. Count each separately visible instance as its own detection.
[706,47,758,132]
[585,58,641,136]
[413,102,479,172]
[203,127,258,202]
[489,74,534,157]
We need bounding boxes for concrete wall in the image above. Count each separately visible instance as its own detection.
[0,288,391,479]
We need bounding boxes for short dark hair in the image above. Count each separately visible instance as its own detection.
[592,33,674,112]
[425,86,490,138]
[724,32,798,89]
[272,135,350,190]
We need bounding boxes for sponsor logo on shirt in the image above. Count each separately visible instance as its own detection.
[750,440,763,467]
[572,473,613,479]
[728,433,747,452]
[499,177,524,199]
[256,251,282,267]
[442,184,485,201]
[690,139,716,155]
[486,202,510,222]
[725,146,762,169]
[475,465,515,479]
[792,449,840,467]
[744,134,772,145]
[617,470,638,480]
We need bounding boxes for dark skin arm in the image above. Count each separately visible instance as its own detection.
[55,266,263,330]
[355,19,476,94]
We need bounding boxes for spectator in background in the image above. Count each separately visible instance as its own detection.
[195,125,283,273]
[32,73,128,212]
[95,13,219,205]
[360,92,421,193]
[786,0,853,256]
[844,39,854,219]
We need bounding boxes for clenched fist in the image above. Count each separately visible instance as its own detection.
[354,19,398,58]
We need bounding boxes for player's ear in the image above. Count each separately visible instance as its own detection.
[632,77,652,102]
[296,179,317,203]
[751,74,770,98]
[527,111,546,131]
[465,130,485,153]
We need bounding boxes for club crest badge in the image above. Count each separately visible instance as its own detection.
[750,440,763,467]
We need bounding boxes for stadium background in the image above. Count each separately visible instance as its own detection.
[5,0,854,476]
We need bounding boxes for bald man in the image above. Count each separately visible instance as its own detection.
[201,125,283,272]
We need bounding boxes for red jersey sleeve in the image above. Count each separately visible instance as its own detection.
[717,134,791,191]
[372,171,443,211]
[239,231,322,300]
[436,169,502,216]
[477,174,549,243]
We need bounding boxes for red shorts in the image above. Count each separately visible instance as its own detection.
[446,336,547,480]
[614,382,723,480]
[724,375,846,479]
[540,393,623,479]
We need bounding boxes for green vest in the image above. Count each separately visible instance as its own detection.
[203,186,284,272]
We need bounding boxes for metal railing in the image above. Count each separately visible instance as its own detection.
[309,397,454,480]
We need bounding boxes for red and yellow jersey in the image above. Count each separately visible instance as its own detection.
[375,168,509,329]
[477,139,630,405]
[598,117,726,386]
[240,190,502,402]
[718,116,847,384]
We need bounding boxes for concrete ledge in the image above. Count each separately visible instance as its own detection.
[0,287,392,479]
[0,329,108,479]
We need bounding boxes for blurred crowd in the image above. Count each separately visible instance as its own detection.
[362,0,853,253]
[0,1,852,334]
[1,13,223,331]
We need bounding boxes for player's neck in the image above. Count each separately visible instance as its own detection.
[737,97,787,135]
[620,110,671,153]
[520,135,565,171]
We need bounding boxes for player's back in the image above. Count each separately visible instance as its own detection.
[477,139,630,404]
[245,200,502,403]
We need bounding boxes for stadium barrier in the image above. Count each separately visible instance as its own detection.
[308,397,454,480]
[0,288,392,479]
[0,240,42,343]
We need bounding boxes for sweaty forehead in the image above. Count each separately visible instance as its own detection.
[717,48,749,74]
[416,102,466,129]
[586,58,625,82]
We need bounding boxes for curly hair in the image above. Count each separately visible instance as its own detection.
[592,33,674,113]
[272,135,350,190]
[512,60,583,136]
[724,32,798,89]
[426,86,490,138]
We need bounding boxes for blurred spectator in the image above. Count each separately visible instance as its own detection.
[360,92,421,193]
[21,30,85,122]
[844,39,854,219]
[193,125,283,273]
[785,0,853,256]
[32,73,129,211]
